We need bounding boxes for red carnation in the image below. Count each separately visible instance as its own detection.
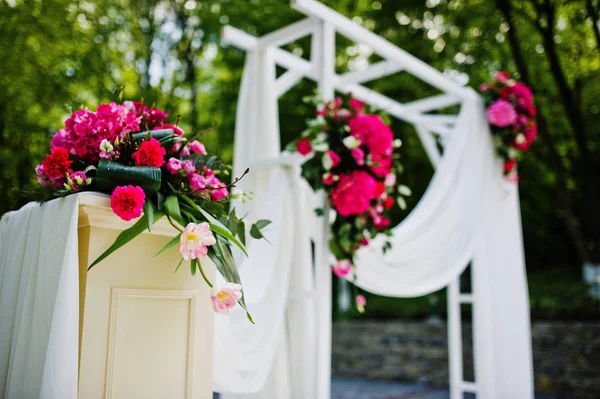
[374,181,386,197]
[132,138,166,167]
[384,196,395,209]
[110,185,146,221]
[297,138,312,155]
[42,147,73,181]
[504,159,517,173]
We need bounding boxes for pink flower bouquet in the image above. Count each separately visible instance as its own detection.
[288,95,410,312]
[480,72,537,179]
[33,101,270,321]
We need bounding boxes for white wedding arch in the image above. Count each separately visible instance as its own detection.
[216,0,535,398]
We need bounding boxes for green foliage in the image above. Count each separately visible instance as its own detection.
[1,0,599,319]
[96,160,162,193]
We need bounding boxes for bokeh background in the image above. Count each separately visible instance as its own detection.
[1,0,599,395]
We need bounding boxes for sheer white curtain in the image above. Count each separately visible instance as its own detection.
[215,48,318,398]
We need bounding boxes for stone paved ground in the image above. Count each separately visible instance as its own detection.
[331,378,559,399]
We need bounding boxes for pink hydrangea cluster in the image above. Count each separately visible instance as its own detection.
[481,72,537,178]
[51,103,141,164]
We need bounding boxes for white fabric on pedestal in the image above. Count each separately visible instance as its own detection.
[0,196,80,399]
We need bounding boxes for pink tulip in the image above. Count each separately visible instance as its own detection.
[211,283,243,315]
[179,222,216,261]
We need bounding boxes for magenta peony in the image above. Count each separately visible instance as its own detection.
[486,99,518,127]
[110,185,146,221]
[370,153,392,177]
[330,170,377,216]
[349,114,394,156]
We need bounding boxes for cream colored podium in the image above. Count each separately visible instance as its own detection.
[77,195,214,399]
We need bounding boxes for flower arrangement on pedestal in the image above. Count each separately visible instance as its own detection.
[288,96,410,312]
[35,101,269,321]
[480,72,537,181]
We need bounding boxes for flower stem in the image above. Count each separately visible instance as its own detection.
[198,260,213,288]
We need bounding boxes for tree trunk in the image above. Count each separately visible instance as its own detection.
[495,0,593,264]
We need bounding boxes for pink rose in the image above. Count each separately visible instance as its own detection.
[486,99,518,127]
[330,170,377,216]
[355,294,366,313]
[166,158,182,174]
[512,124,537,151]
[370,153,392,177]
[297,138,312,155]
[182,160,196,174]
[189,173,207,191]
[189,140,207,155]
[351,148,365,166]
[332,260,352,278]
[181,146,191,157]
[179,222,216,261]
[495,71,510,83]
[349,98,365,112]
[349,114,394,156]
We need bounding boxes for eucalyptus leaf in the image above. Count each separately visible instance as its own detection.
[96,160,161,193]
[254,219,271,230]
[88,210,165,270]
[250,224,263,240]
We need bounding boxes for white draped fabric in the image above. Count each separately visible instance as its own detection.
[0,196,80,399]
[220,47,534,399]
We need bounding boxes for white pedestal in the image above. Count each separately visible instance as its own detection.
[77,196,214,399]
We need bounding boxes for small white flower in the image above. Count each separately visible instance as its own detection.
[322,153,333,170]
[515,133,526,144]
[342,135,361,149]
[393,139,403,148]
[398,185,412,196]
[100,139,113,153]
[312,142,329,152]
[397,197,407,210]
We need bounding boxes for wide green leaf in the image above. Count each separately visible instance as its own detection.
[144,200,155,232]
[179,194,248,256]
[254,219,271,230]
[131,129,174,143]
[96,160,161,193]
[250,224,263,240]
[164,195,184,226]
[88,210,165,270]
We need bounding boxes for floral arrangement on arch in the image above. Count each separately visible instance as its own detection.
[287,95,411,313]
[34,101,269,321]
[480,71,537,181]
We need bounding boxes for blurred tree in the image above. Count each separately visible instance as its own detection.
[0,0,598,284]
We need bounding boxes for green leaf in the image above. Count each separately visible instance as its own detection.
[88,210,165,270]
[156,192,166,211]
[314,208,324,217]
[96,160,161,193]
[144,200,155,232]
[237,222,246,246]
[179,194,248,256]
[174,258,184,273]
[254,219,271,230]
[190,258,198,276]
[164,195,184,226]
[250,224,263,239]
[155,233,182,258]
[131,129,174,143]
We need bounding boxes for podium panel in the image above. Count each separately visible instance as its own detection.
[77,197,214,399]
